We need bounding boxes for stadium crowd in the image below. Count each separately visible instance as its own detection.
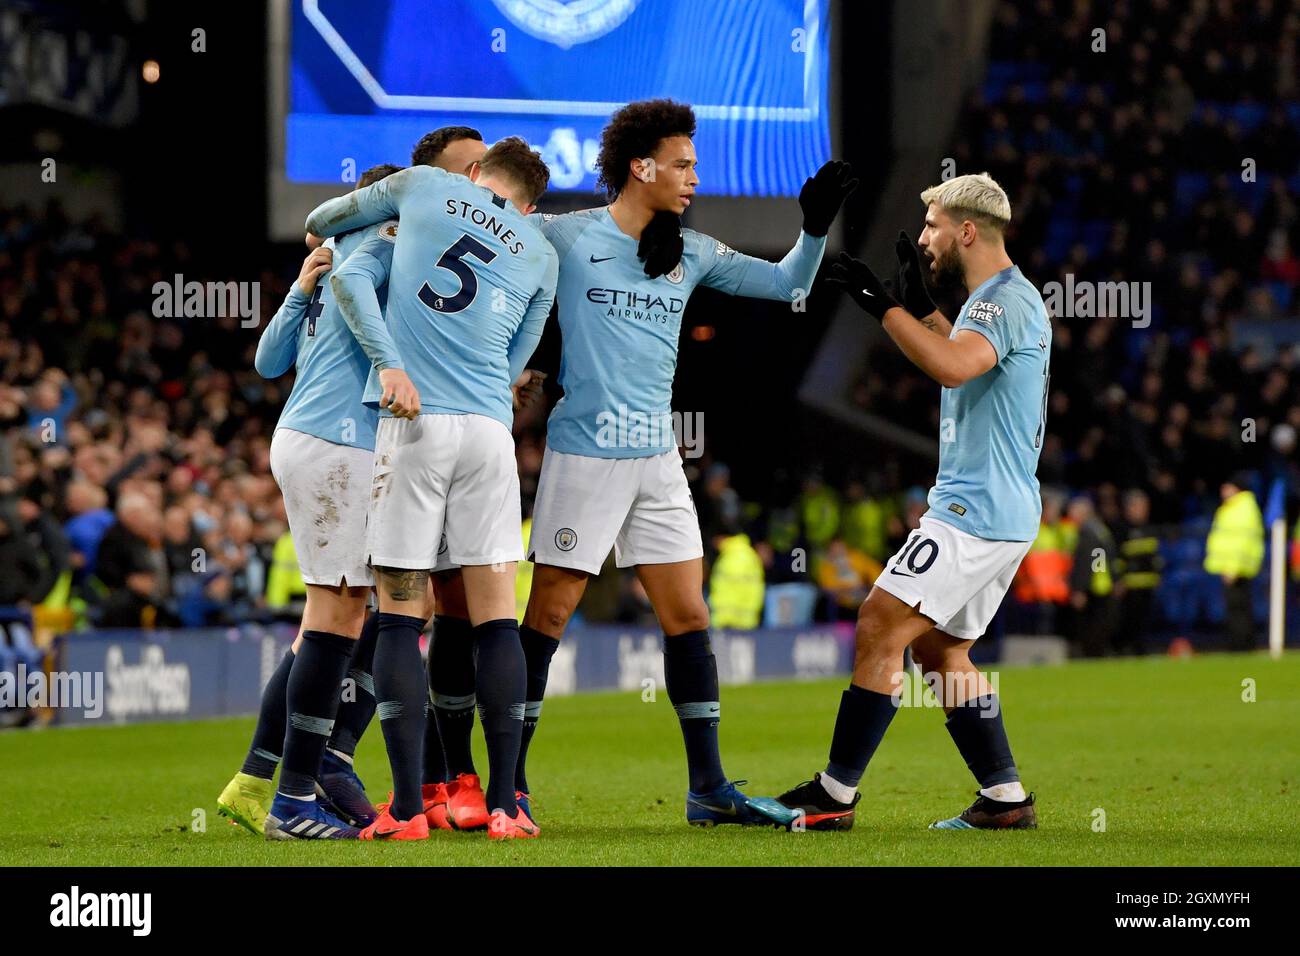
[849,0,1300,648]
[2,2,1298,653]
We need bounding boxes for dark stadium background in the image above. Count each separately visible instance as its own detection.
[2,0,1298,696]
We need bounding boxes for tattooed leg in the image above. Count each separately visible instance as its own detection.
[376,567,431,615]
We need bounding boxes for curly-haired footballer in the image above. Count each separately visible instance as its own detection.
[516,98,858,827]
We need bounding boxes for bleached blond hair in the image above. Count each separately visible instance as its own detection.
[920,172,1011,237]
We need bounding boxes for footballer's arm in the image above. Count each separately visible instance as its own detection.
[507,254,558,383]
[915,309,954,337]
[254,245,332,378]
[304,165,424,239]
[329,236,420,418]
[881,308,996,388]
[330,236,401,373]
[711,230,827,302]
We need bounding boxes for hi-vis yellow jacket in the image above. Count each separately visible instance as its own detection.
[265,532,307,608]
[708,533,765,630]
[1204,491,1265,579]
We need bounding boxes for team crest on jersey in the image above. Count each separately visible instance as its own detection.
[555,528,578,551]
[489,0,641,49]
[377,220,399,243]
[665,262,684,284]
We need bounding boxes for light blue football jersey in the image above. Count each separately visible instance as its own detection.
[537,208,825,458]
[254,224,393,450]
[306,165,558,430]
[926,264,1051,542]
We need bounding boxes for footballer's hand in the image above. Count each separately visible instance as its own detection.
[893,230,938,320]
[305,232,324,250]
[379,368,420,419]
[798,160,859,238]
[825,251,900,321]
[296,245,333,296]
[511,369,547,411]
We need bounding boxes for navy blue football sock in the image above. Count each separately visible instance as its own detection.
[945,694,1020,787]
[516,625,560,794]
[429,614,477,781]
[473,618,526,816]
[663,630,726,794]
[422,634,447,785]
[279,631,356,799]
[373,612,428,821]
[327,611,378,758]
[825,684,899,789]
[241,647,294,779]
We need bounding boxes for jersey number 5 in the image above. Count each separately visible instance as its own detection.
[418,233,498,314]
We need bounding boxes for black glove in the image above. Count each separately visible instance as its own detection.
[638,211,684,279]
[825,251,900,321]
[798,160,859,238]
[893,230,937,319]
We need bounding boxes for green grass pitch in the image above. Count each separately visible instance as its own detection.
[2,652,1296,866]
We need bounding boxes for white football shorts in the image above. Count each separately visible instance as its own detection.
[367,413,522,570]
[873,513,1032,641]
[269,427,375,587]
[527,445,704,575]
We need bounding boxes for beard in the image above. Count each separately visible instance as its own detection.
[926,242,968,316]
[930,242,966,298]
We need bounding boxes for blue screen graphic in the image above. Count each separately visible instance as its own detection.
[287,0,830,196]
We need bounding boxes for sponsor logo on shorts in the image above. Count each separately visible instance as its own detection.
[555,528,578,552]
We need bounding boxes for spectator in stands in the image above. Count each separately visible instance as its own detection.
[25,370,77,443]
[162,505,201,580]
[1066,495,1119,658]
[16,496,70,605]
[839,479,889,564]
[94,492,165,627]
[1013,489,1071,636]
[696,462,743,559]
[263,499,306,614]
[212,510,266,620]
[798,471,840,551]
[0,509,43,606]
[1114,489,1163,655]
[708,525,766,631]
[1204,474,1265,652]
[813,537,881,622]
[63,480,114,582]
[178,570,238,628]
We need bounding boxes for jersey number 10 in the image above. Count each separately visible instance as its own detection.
[418,233,498,315]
